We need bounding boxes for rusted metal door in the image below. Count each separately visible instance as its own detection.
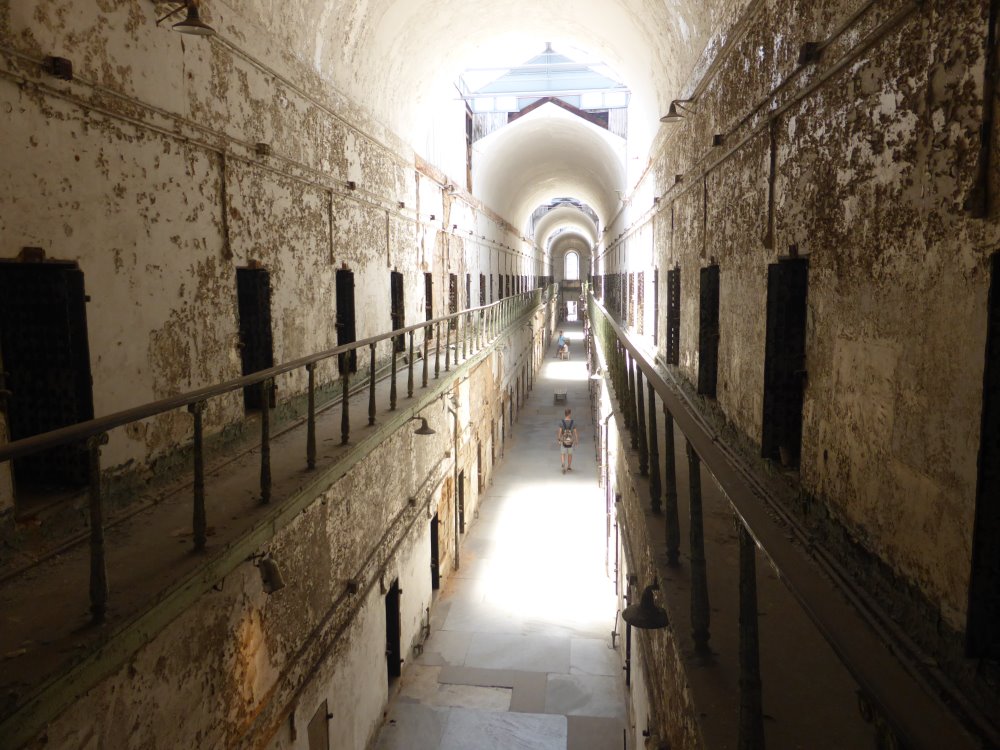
[969,252,1000,658]
[458,469,465,534]
[384,578,402,682]
[698,265,720,397]
[236,268,274,410]
[448,273,458,329]
[430,514,440,590]
[0,262,93,491]
[306,700,329,750]
[761,257,808,466]
[390,271,405,352]
[424,272,434,338]
[335,269,357,373]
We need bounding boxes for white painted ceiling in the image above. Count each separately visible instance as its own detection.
[248,0,737,232]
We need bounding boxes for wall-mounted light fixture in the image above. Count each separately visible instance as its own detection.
[157,0,216,36]
[409,416,436,436]
[660,99,696,123]
[622,581,668,629]
[253,554,285,594]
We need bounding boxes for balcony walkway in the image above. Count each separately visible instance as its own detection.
[0,314,522,745]
[375,321,625,750]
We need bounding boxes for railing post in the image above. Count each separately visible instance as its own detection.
[87,432,109,623]
[260,379,272,504]
[663,405,681,564]
[435,322,441,379]
[445,319,451,372]
[188,400,207,551]
[636,366,648,476]
[390,345,398,411]
[686,439,711,656]
[341,371,350,445]
[408,331,415,398]
[305,364,316,470]
[739,521,766,750]
[462,313,468,359]
[366,344,377,426]
[423,328,429,387]
[647,382,661,513]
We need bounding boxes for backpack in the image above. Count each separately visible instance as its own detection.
[560,419,575,446]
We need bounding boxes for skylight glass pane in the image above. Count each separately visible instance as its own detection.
[580,92,603,109]
[472,97,494,113]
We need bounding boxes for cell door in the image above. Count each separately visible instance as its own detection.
[424,272,434,338]
[458,469,465,534]
[698,265,720,398]
[390,271,405,352]
[236,268,274,410]
[968,252,1000,658]
[384,578,402,682]
[479,274,486,307]
[430,514,440,590]
[335,269,357,373]
[465,273,471,310]
[666,268,680,365]
[761,257,809,466]
[448,273,458,329]
[0,262,94,492]
[306,700,330,750]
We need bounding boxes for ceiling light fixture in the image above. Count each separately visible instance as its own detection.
[158,0,216,36]
[410,417,436,436]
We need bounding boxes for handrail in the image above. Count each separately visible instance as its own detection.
[0,284,554,626]
[589,293,980,750]
[0,287,550,462]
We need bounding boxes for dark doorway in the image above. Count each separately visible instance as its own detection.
[490,274,494,302]
[458,469,466,534]
[307,700,330,750]
[479,274,486,307]
[390,271,405,352]
[465,273,471,310]
[335,269,357,374]
[666,268,680,365]
[237,267,275,410]
[385,578,402,683]
[968,252,1000,658]
[761,256,809,467]
[424,272,434,338]
[0,262,94,493]
[430,514,440,590]
[698,265,720,398]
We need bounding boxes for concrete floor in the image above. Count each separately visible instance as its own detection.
[374,322,626,750]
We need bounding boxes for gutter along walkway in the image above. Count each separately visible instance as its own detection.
[0,309,536,746]
[375,321,625,750]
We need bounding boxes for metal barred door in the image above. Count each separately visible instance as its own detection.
[666,268,681,365]
[761,257,808,466]
[0,263,94,490]
[391,271,405,352]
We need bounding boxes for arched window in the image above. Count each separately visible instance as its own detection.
[564,251,580,281]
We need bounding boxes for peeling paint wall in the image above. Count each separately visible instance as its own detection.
[0,1,541,516]
[604,0,994,652]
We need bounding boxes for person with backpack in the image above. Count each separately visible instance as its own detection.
[557,408,578,474]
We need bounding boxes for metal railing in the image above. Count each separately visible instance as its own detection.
[588,293,979,750]
[0,285,553,622]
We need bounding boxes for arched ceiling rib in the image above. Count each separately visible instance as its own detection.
[534,206,599,250]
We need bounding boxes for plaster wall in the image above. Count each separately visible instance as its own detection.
[0,0,541,517]
[604,0,995,631]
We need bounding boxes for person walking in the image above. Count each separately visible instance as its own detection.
[557,408,578,474]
